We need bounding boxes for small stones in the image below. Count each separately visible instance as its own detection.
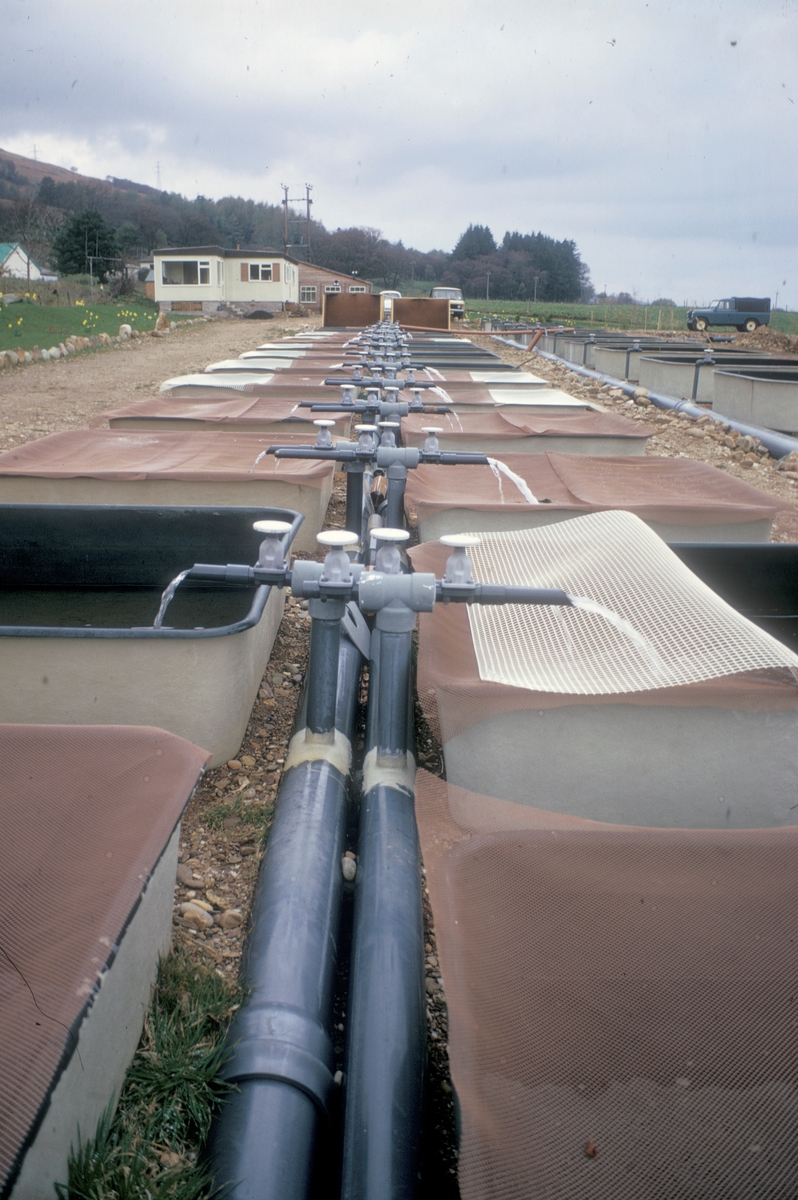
[176,862,201,886]
[179,902,214,930]
[341,855,357,881]
[227,759,243,771]
[216,908,244,930]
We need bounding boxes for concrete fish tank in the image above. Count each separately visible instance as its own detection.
[0,503,302,765]
[0,431,334,553]
[404,452,783,544]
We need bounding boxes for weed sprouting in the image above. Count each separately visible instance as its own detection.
[55,949,244,1199]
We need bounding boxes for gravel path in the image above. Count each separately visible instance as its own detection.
[0,313,323,452]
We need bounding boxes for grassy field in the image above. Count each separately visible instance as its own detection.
[0,295,195,353]
[458,298,798,336]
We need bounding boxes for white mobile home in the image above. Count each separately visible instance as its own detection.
[153,246,299,315]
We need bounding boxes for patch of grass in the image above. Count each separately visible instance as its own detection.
[0,295,198,353]
[0,298,158,351]
[55,949,244,1200]
[202,795,274,834]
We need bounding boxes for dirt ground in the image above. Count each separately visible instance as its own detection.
[2,317,796,1197]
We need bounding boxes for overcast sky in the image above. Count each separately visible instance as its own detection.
[3,0,797,305]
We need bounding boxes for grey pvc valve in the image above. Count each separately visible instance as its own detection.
[440,533,481,586]
[253,519,293,570]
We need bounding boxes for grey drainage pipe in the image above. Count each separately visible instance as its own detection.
[207,625,365,1200]
[493,337,798,462]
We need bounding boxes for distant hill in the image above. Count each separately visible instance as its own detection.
[0,147,153,197]
[0,148,591,301]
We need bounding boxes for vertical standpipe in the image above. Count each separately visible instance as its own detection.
[342,530,426,1199]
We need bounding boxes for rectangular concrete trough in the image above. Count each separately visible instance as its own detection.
[411,514,798,826]
[401,409,649,456]
[592,340,709,383]
[637,354,786,403]
[0,502,302,764]
[713,368,798,433]
[159,373,337,399]
[1,724,209,1199]
[101,395,353,439]
[0,431,334,552]
[405,451,782,543]
[430,370,547,387]
[427,385,596,415]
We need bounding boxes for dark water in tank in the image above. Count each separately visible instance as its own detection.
[0,585,257,630]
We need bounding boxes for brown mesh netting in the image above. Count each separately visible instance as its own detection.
[0,724,209,1192]
[405,454,784,531]
[402,409,647,442]
[0,429,335,484]
[416,769,798,1200]
[97,395,353,435]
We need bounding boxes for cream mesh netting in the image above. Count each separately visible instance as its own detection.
[464,511,798,695]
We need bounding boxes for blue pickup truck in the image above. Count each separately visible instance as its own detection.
[686,297,771,333]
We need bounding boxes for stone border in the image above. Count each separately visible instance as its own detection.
[0,315,214,370]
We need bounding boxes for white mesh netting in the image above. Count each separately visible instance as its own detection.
[465,511,798,696]
[160,374,272,393]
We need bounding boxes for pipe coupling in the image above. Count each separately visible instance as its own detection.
[221,1002,335,1115]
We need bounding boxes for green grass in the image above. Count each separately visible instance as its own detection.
[55,949,244,1200]
[0,296,196,353]
[459,298,798,336]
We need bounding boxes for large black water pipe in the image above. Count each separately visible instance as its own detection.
[341,588,426,1199]
[206,624,364,1200]
[493,337,798,461]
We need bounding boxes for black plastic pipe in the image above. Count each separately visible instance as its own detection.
[206,632,363,1200]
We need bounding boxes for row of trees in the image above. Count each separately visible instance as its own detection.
[0,158,593,299]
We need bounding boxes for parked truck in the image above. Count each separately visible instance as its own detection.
[430,286,465,320]
[686,297,771,333]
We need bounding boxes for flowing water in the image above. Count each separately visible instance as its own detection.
[486,457,539,504]
[250,449,270,472]
[570,595,668,676]
[426,367,446,381]
[153,569,193,628]
[431,383,456,408]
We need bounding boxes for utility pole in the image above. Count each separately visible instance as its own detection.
[305,184,313,259]
[281,185,313,259]
[486,272,491,302]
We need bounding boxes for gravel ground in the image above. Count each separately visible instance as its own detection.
[3,318,796,1197]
